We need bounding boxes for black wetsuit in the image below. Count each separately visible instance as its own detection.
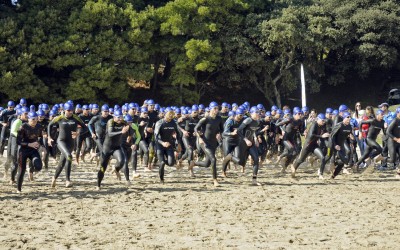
[293,121,328,174]
[154,119,181,181]
[356,119,385,165]
[97,119,130,187]
[276,118,303,168]
[386,117,400,167]
[76,113,93,159]
[330,122,352,177]
[0,109,16,155]
[16,123,43,191]
[181,116,200,164]
[194,116,224,179]
[221,117,243,172]
[237,117,261,178]
[88,114,113,155]
[48,114,86,182]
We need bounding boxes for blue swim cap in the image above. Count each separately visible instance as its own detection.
[7,101,15,107]
[232,103,238,107]
[182,109,189,115]
[16,109,22,116]
[277,109,283,115]
[302,106,309,112]
[21,107,29,114]
[63,103,73,111]
[122,105,127,111]
[19,98,27,105]
[75,104,82,109]
[155,104,160,110]
[265,111,271,117]
[326,108,333,114]
[37,110,46,117]
[128,103,135,109]
[209,102,218,109]
[82,105,89,110]
[293,107,301,114]
[147,99,155,105]
[92,104,99,109]
[174,108,181,114]
[396,107,400,114]
[221,102,229,108]
[124,114,133,122]
[159,108,165,113]
[250,106,259,114]
[342,111,351,118]
[339,104,348,112]
[28,111,38,119]
[165,107,172,113]
[109,108,114,113]
[30,105,35,112]
[101,104,109,111]
[67,100,73,105]
[141,107,148,113]
[257,104,265,110]
[42,104,49,111]
[271,105,278,111]
[228,111,235,117]
[376,110,384,116]
[317,113,326,120]
[199,104,205,110]
[284,109,291,115]
[114,104,120,111]
[332,110,339,115]
[49,110,57,116]
[205,107,210,112]
[16,104,22,109]
[113,110,123,117]
[236,108,245,115]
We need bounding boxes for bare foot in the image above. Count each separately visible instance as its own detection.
[252,178,262,186]
[65,181,73,188]
[213,179,219,187]
[291,165,296,178]
[133,172,141,178]
[221,171,227,178]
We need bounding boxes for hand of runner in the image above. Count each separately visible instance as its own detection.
[122,125,129,134]
[335,145,341,151]
[321,133,330,138]
[245,138,252,147]
[71,131,77,139]
[29,142,40,149]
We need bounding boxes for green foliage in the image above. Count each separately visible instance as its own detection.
[0,0,399,105]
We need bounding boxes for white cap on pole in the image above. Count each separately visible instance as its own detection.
[301,64,306,107]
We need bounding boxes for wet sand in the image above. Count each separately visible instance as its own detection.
[1,157,400,249]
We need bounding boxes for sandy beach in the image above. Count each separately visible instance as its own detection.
[1,157,400,249]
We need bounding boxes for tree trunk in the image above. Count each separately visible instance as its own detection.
[151,57,160,95]
[272,75,282,108]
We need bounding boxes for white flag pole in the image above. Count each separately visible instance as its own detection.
[301,64,306,107]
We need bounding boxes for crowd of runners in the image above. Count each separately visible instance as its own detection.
[1,98,399,193]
